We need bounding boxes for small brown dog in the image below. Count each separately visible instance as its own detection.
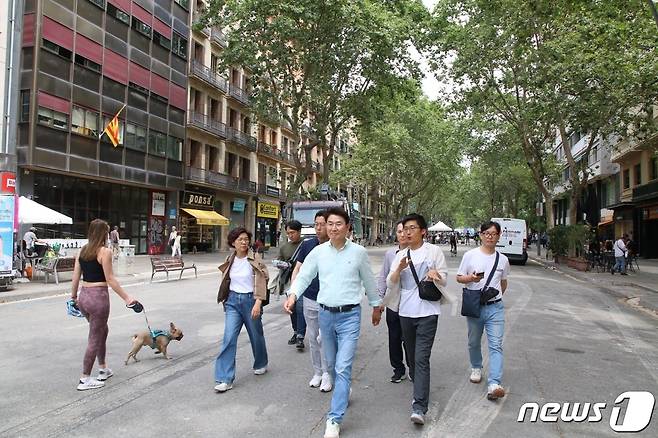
[125,322,183,365]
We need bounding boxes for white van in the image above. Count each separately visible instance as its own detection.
[491,218,528,265]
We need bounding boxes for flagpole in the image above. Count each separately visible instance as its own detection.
[99,104,127,140]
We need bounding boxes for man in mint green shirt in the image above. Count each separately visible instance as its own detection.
[285,207,382,438]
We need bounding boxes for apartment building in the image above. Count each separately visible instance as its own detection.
[16,0,190,254]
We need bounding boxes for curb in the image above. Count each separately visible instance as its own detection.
[528,255,658,318]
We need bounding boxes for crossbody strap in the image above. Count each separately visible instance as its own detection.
[483,252,500,290]
[407,249,423,287]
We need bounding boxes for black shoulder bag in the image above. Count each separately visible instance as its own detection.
[461,252,499,318]
[407,249,442,302]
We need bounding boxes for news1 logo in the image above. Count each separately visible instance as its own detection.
[517,391,655,432]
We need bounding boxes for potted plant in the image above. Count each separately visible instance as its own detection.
[565,224,592,271]
[547,225,569,264]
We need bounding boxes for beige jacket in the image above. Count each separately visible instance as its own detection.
[217,250,270,305]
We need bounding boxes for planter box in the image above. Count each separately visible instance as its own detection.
[567,257,589,272]
[556,255,569,264]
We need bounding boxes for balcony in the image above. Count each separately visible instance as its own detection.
[227,127,257,152]
[187,111,226,139]
[257,142,290,163]
[210,27,227,47]
[228,84,250,105]
[192,15,210,36]
[302,123,317,139]
[190,60,227,93]
[633,179,658,203]
[258,184,281,197]
[187,167,257,194]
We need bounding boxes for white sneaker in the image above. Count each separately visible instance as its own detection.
[77,377,105,391]
[487,384,505,400]
[214,382,233,393]
[309,374,322,388]
[97,368,113,381]
[469,368,482,383]
[320,373,333,392]
[254,367,267,375]
[410,412,425,425]
[323,419,340,438]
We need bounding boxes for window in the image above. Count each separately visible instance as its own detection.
[72,106,99,137]
[37,107,68,130]
[86,0,105,8]
[167,136,182,160]
[148,130,167,157]
[107,3,129,25]
[623,168,630,190]
[20,90,30,122]
[131,17,152,38]
[100,115,124,145]
[154,31,171,50]
[634,163,642,186]
[172,33,187,59]
[652,157,658,181]
[125,123,146,151]
[42,39,72,60]
[174,0,189,10]
[74,54,101,73]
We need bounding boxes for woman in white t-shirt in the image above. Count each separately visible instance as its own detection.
[457,221,510,402]
[214,227,270,393]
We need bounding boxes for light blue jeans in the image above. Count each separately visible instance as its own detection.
[319,305,361,424]
[613,256,626,274]
[467,300,504,386]
[214,291,268,384]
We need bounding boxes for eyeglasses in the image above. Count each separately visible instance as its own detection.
[403,225,420,232]
[481,232,499,238]
[236,237,250,243]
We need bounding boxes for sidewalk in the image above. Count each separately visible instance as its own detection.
[528,252,658,318]
[0,251,233,304]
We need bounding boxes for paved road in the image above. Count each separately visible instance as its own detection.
[1,245,656,437]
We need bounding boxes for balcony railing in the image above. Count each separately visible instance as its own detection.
[258,184,281,197]
[302,123,317,139]
[192,15,210,36]
[257,142,290,163]
[227,127,257,152]
[210,27,227,47]
[187,167,257,194]
[190,60,227,93]
[229,84,250,105]
[187,111,226,138]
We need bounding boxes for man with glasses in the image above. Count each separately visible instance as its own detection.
[285,207,382,438]
[387,213,448,426]
[378,221,410,383]
[291,211,333,392]
[456,220,510,401]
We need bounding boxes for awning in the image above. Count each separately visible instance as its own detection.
[181,208,229,226]
[597,219,614,227]
[19,196,73,224]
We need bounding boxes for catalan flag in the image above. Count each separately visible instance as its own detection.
[101,104,126,147]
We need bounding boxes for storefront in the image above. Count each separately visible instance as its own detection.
[638,203,658,258]
[255,201,280,247]
[25,171,173,254]
[180,190,229,252]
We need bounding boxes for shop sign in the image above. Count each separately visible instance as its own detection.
[600,208,614,223]
[151,192,165,217]
[1,172,16,194]
[183,191,214,208]
[257,202,280,219]
[0,195,14,273]
[646,205,658,220]
[233,199,246,212]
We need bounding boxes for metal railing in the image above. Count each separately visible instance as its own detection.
[187,111,226,138]
[187,167,257,194]
[257,184,280,197]
[210,27,227,47]
[227,127,257,152]
[190,60,228,93]
[229,84,250,105]
[192,15,210,36]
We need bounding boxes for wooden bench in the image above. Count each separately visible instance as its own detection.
[150,256,197,282]
[34,256,76,285]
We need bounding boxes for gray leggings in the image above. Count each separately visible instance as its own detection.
[77,286,110,375]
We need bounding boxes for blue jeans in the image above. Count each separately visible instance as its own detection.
[319,306,361,424]
[214,291,268,383]
[467,301,504,386]
[614,256,626,274]
[291,296,307,338]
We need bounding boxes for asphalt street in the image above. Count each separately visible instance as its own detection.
[1,245,657,438]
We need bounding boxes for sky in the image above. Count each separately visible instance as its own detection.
[419,0,441,100]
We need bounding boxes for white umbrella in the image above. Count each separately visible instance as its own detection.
[18,196,73,225]
[428,221,452,232]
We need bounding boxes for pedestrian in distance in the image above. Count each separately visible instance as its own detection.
[291,211,333,392]
[456,220,511,401]
[377,221,410,384]
[71,219,136,391]
[274,220,306,349]
[284,207,382,438]
[386,213,449,426]
[110,226,120,259]
[214,227,270,393]
[611,234,628,276]
[172,231,183,258]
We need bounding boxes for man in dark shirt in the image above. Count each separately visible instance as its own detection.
[275,220,305,347]
[291,211,331,391]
